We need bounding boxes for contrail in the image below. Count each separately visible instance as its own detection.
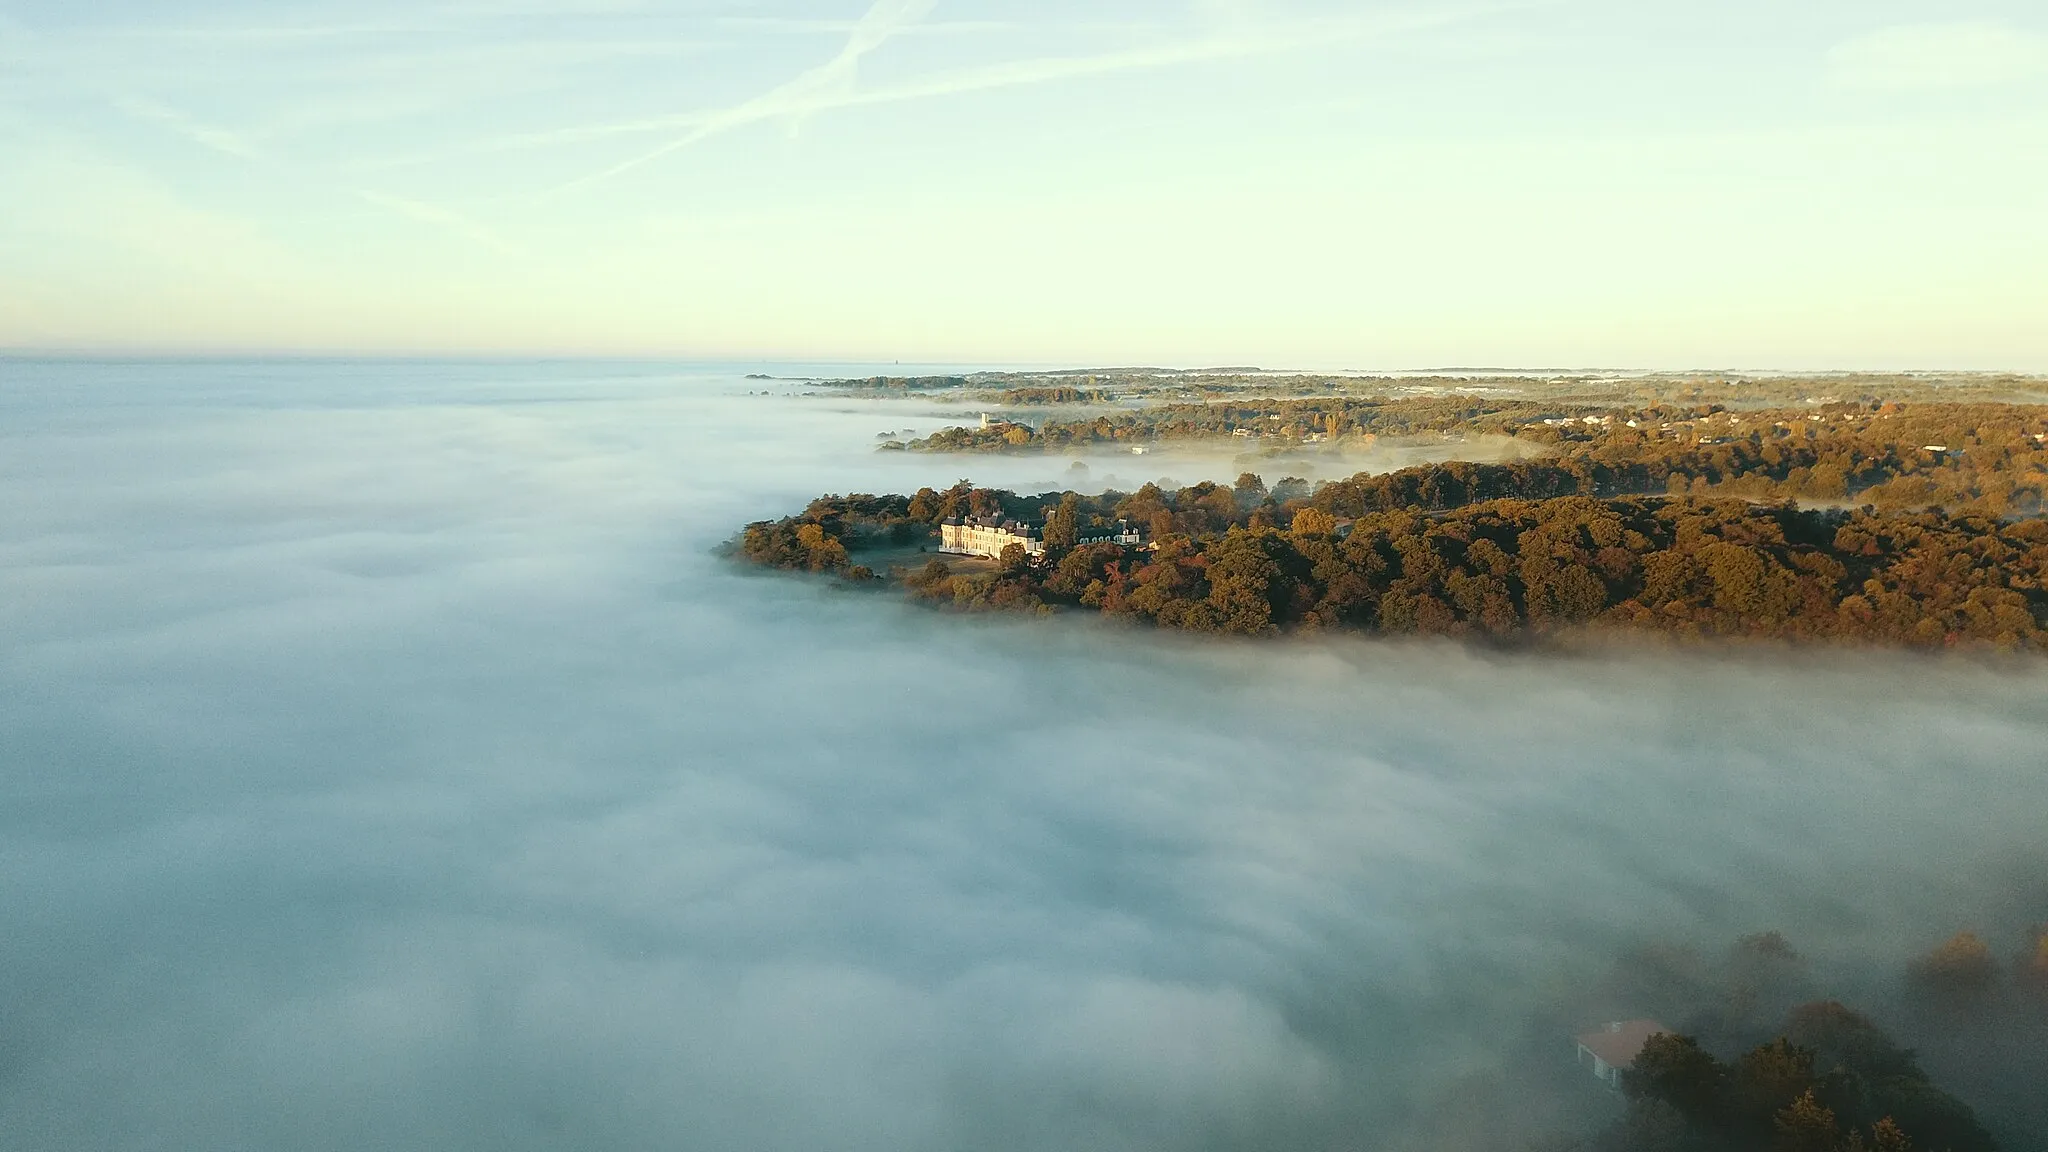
[354,190,523,256]
[549,0,939,195]
[512,1,1543,174]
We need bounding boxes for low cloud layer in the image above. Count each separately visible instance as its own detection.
[3,361,2046,1150]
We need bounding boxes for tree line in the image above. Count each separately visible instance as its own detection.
[903,400,2048,521]
[733,468,2048,650]
[906,394,1570,451]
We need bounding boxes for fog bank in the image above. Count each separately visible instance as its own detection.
[3,360,2045,1150]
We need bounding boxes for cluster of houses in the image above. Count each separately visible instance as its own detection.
[939,515,1143,559]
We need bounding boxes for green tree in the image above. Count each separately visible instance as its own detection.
[1624,1033,1729,1129]
[1271,476,1311,504]
[1044,494,1081,551]
[1234,472,1268,511]
[1204,530,1291,635]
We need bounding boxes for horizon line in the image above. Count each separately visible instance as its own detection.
[5,348,2047,378]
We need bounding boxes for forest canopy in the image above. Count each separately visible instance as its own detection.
[732,457,2048,649]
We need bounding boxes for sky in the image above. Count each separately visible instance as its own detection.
[2,0,2046,367]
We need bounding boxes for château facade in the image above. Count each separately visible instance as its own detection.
[941,517,1045,558]
[940,516,1142,559]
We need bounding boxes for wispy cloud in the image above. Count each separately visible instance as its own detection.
[108,94,516,256]
[0,12,49,95]
[92,22,433,42]
[114,98,262,159]
[713,15,1011,37]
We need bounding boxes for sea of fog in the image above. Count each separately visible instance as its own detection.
[3,359,2045,1151]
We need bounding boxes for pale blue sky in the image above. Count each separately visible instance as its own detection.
[3,0,2045,367]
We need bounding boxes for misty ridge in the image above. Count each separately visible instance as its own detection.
[4,360,2048,1152]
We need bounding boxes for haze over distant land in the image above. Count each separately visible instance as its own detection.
[2,1,2045,366]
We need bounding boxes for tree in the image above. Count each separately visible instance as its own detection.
[1909,932,1999,1005]
[1291,507,1338,537]
[1775,1089,1839,1152]
[1723,934,1813,1038]
[1204,530,1291,635]
[1606,1100,1688,1152]
[1809,462,1851,500]
[1624,1033,1729,1128]
[1703,542,1771,617]
[1868,1117,1913,1152]
[1044,494,1081,551]
[1737,1038,1818,1131]
[2021,926,2048,995]
[1782,1001,1920,1082]
[1233,472,1267,511]
[795,522,850,572]
[1525,558,1608,625]
[905,558,953,595]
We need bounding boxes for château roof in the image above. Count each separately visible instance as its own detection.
[1575,1020,1670,1069]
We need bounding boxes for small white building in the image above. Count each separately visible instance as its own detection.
[1077,523,1143,548]
[1575,1020,1671,1090]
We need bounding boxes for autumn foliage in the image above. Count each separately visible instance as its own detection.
[737,467,2048,650]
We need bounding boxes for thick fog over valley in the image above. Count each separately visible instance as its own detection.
[4,361,2046,1151]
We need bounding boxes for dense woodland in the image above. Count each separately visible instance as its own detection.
[735,455,2048,648]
